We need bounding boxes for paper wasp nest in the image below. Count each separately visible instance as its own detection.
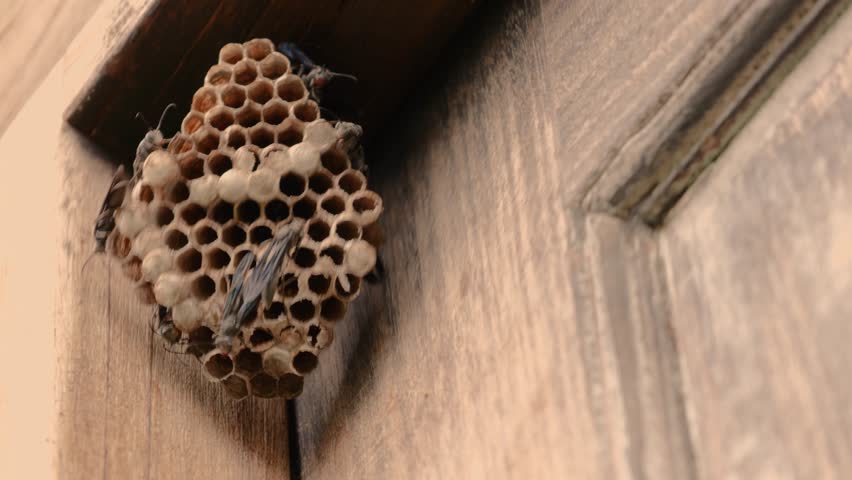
[109,39,382,399]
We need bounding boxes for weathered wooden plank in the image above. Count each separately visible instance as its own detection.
[291,1,697,477]
[661,8,852,478]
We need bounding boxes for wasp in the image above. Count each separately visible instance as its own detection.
[81,165,130,271]
[215,251,257,352]
[131,103,177,186]
[277,42,357,103]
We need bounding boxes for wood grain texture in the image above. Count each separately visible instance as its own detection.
[0,1,289,478]
[292,1,697,477]
[0,0,104,136]
[660,8,852,479]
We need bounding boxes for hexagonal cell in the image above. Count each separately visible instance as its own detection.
[320,149,349,175]
[139,184,154,203]
[112,234,132,258]
[292,197,317,219]
[278,373,304,398]
[309,172,333,194]
[167,134,194,155]
[279,273,298,297]
[264,199,289,222]
[249,124,274,148]
[165,229,188,250]
[177,248,202,273]
[263,301,285,319]
[233,60,258,85]
[182,112,204,134]
[335,274,361,298]
[155,205,174,227]
[293,101,319,122]
[338,170,365,193]
[192,87,218,113]
[207,248,231,270]
[122,257,143,282]
[277,75,306,101]
[206,65,232,86]
[293,247,316,268]
[222,224,247,247]
[334,220,360,241]
[352,193,380,214]
[219,43,243,64]
[168,181,190,203]
[194,128,220,154]
[289,299,316,322]
[207,107,234,130]
[244,38,273,60]
[251,373,277,398]
[292,350,318,373]
[249,225,272,244]
[204,352,233,379]
[307,220,330,242]
[235,349,263,374]
[248,327,275,350]
[308,274,331,295]
[236,200,261,223]
[233,249,256,270]
[193,224,218,245]
[222,84,247,108]
[320,194,345,215]
[276,123,303,147]
[180,203,206,225]
[248,80,274,104]
[191,274,216,300]
[320,297,346,321]
[260,52,289,79]
[189,326,215,352]
[224,125,247,149]
[209,200,234,224]
[206,154,232,178]
[222,374,249,399]
[179,154,204,180]
[262,100,288,125]
[320,245,344,265]
[279,172,306,196]
[236,103,261,128]
[306,324,333,348]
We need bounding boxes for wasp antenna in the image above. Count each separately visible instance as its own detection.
[156,103,177,131]
[329,71,358,82]
[135,112,152,130]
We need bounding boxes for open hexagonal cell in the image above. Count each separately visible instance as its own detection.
[248,80,274,104]
[207,107,234,130]
[177,248,202,273]
[112,234,131,258]
[222,224,247,247]
[193,224,218,245]
[235,349,263,374]
[168,135,194,155]
[276,124,303,146]
[279,172,306,197]
[222,374,249,399]
[308,274,331,295]
[207,248,231,270]
[222,84,247,108]
[263,301,285,319]
[165,229,188,250]
[236,200,261,223]
[278,373,304,398]
[236,103,261,128]
[289,299,316,322]
[192,87,218,113]
[168,181,190,203]
[264,199,289,221]
[207,151,232,175]
[352,193,380,214]
[338,170,365,193]
[206,65,232,86]
[251,373,277,398]
[209,200,234,224]
[320,297,345,321]
[194,128,220,155]
[249,225,273,244]
[292,197,317,219]
[233,249,256,269]
[204,352,233,379]
[293,101,319,122]
[180,203,206,225]
[292,350,318,373]
[219,43,243,64]
[233,60,258,85]
[334,220,360,241]
[262,100,288,125]
[320,194,345,214]
[182,112,204,134]
[244,38,272,60]
[307,220,330,241]
[139,184,154,203]
[320,149,349,175]
[156,205,175,226]
[276,75,305,101]
[281,273,299,297]
[320,245,344,265]
[293,247,317,268]
[187,326,215,357]
[309,172,333,194]
[225,125,247,148]
[249,124,274,148]
[191,275,216,300]
[335,274,361,298]
[179,154,204,180]
[260,52,289,79]
[248,327,275,350]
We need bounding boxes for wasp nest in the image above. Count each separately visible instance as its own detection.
[108,39,382,399]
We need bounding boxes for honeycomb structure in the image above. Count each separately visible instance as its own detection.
[108,39,382,399]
